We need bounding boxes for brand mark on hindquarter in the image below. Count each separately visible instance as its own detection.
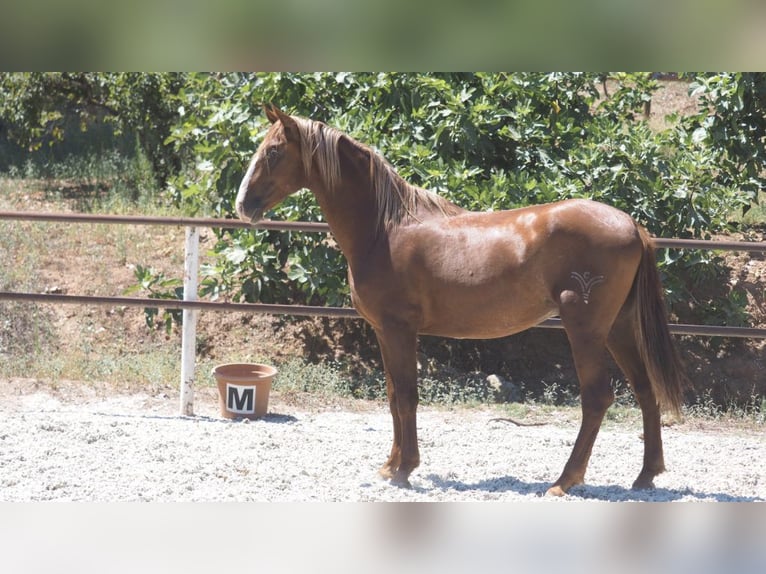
[570,271,605,305]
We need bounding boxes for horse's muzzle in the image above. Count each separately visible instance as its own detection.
[235,197,264,224]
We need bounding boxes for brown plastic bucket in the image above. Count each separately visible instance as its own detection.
[212,363,277,420]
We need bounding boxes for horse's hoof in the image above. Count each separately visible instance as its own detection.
[391,473,412,489]
[631,478,656,490]
[545,485,567,497]
[632,468,659,490]
[378,467,395,481]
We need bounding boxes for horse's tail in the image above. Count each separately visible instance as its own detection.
[633,225,688,417]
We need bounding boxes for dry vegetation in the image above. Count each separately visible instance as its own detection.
[0,179,306,392]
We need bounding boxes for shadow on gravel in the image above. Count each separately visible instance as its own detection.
[426,474,764,502]
[568,484,765,503]
[90,411,299,425]
[425,474,550,498]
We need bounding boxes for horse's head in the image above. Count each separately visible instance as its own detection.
[235,105,307,223]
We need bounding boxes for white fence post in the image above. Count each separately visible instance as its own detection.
[180,226,200,416]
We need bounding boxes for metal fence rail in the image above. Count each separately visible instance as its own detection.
[1,291,765,339]
[1,209,765,332]
[0,210,326,232]
[2,210,766,252]
[2,209,765,414]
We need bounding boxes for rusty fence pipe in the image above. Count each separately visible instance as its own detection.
[1,210,765,340]
[1,291,764,339]
[2,210,766,252]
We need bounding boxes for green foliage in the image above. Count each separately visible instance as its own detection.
[686,73,766,204]
[0,72,185,186]
[124,265,183,334]
[165,72,764,312]
[4,72,765,322]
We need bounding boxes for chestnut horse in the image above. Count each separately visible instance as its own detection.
[236,105,687,496]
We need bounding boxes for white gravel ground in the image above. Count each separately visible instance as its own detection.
[1,385,763,502]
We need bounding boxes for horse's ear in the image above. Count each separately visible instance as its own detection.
[272,106,292,124]
[271,106,300,141]
[263,103,279,124]
[263,104,299,141]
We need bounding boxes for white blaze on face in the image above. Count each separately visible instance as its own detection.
[235,154,259,220]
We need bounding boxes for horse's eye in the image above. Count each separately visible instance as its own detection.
[266,147,280,163]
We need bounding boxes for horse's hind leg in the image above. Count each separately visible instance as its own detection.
[547,330,614,496]
[547,285,625,496]
[607,310,665,489]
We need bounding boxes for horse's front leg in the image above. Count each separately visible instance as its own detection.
[378,368,402,480]
[374,325,419,487]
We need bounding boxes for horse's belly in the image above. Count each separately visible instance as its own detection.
[418,287,557,339]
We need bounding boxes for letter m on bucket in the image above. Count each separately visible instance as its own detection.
[226,384,256,415]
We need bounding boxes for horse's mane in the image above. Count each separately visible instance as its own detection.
[290,115,462,231]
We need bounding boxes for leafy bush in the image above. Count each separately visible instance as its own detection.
[165,72,763,313]
[0,72,185,187]
[686,73,766,202]
[123,265,183,334]
[4,73,763,321]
